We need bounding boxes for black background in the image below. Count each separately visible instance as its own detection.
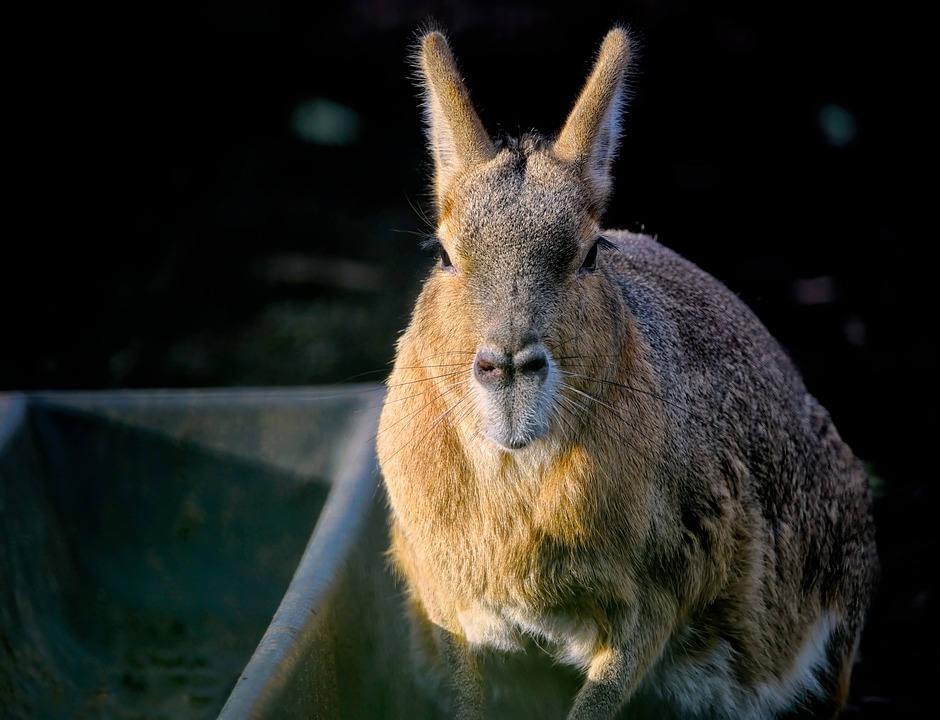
[5,1,933,716]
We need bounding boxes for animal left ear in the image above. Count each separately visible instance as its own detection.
[553,27,632,210]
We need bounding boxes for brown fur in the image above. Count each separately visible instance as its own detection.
[377,26,878,719]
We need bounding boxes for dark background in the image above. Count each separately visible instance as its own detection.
[6,0,933,716]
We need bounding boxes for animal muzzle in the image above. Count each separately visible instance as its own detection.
[471,341,556,449]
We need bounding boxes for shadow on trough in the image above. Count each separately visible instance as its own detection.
[0,386,441,719]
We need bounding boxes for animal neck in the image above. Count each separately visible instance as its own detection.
[447,427,598,541]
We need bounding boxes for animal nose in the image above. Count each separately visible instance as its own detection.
[474,344,550,386]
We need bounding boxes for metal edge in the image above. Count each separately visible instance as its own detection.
[216,397,384,719]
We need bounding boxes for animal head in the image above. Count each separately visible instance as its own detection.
[406,27,635,451]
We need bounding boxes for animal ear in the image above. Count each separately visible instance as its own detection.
[415,30,496,211]
[553,27,632,208]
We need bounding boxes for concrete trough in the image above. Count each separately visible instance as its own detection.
[0,386,440,719]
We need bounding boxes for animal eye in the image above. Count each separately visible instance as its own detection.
[578,236,614,276]
[578,239,600,275]
[439,246,455,272]
[420,236,457,274]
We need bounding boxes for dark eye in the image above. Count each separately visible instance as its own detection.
[579,241,599,273]
[439,246,454,272]
[420,236,457,274]
[578,236,614,276]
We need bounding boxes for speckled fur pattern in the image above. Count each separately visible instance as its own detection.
[377,25,878,720]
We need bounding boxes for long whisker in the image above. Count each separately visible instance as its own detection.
[557,366,672,408]
[400,190,437,237]
[374,357,471,426]
[548,392,587,446]
[557,359,745,429]
[554,376,662,452]
[379,367,468,416]
[378,377,474,464]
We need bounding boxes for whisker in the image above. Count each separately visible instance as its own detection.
[401,190,437,236]
[388,359,472,371]
[556,368,672,409]
[384,365,468,391]
[375,370,473,452]
[331,368,396,384]
[379,372,468,422]
[379,380,475,465]
[548,393,586,446]
[556,362,744,429]
[555,378,661,453]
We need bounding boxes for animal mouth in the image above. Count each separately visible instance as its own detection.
[486,432,538,452]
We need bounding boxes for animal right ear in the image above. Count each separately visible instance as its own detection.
[415,30,496,212]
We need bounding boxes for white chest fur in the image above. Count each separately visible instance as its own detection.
[457,601,601,672]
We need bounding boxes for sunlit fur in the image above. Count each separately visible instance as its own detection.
[377,25,878,720]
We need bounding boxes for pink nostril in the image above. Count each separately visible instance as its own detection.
[477,359,496,373]
[474,348,507,384]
